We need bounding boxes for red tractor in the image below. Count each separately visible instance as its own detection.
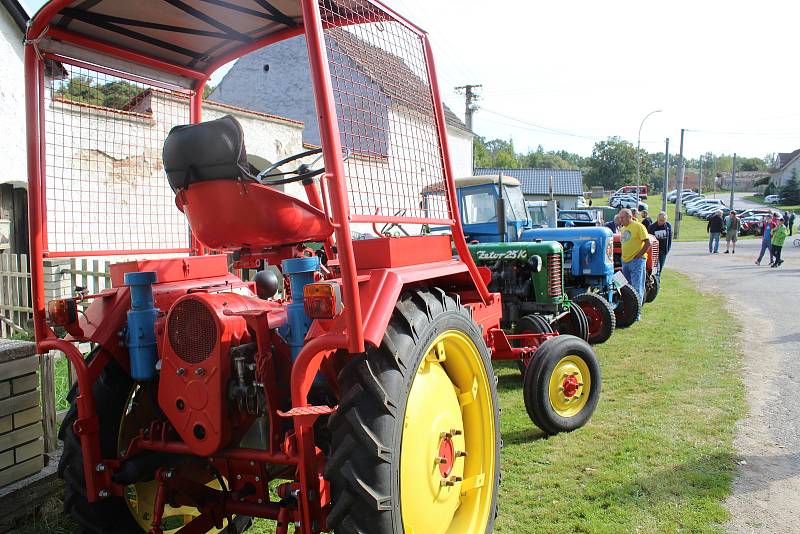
[613,234,660,303]
[24,2,600,533]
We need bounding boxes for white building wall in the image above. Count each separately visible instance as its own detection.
[0,9,26,188]
[446,127,474,179]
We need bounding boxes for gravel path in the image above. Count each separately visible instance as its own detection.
[667,230,800,533]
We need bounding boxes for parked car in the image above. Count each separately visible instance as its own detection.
[667,189,695,203]
[737,208,782,219]
[698,206,731,220]
[610,185,648,201]
[610,194,648,211]
[764,195,783,205]
[682,195,708,207]
[687,199,726,215]
[576,195,589,208]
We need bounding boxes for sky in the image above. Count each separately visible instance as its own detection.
[20,0,800,159]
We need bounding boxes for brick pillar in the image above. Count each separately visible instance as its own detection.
[42,259,71,303]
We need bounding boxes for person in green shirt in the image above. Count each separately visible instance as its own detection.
[770,217,788,267]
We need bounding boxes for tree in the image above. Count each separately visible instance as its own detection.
[55,75,103,105]
[56,76,142,110]
[585,137,645,190]
[779,169,800,204]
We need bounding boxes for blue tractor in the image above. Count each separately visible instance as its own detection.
[520,226,641,342]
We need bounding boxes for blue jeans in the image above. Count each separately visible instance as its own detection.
[709,232,720,253]
[756,239,774,264]
[658,250,667,277]
[622,257,646,310]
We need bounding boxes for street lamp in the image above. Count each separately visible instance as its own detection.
[636,109,663,205]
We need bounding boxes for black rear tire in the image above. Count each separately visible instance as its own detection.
[59,354,249,534]
[553,303,589,342]
[645,273,660,303]
[573,292,615,344]
[523,335,601,435]
[514,314,554,375]
[613,284,640,328]
[325,289,500,534]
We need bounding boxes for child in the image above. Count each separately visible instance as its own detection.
[770,217,788,267]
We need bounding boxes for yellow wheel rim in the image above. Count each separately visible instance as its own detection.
[548,355,591,417]
[118,387,230,533]
[400,330,496,534]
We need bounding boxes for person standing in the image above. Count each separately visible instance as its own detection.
[771,217,788,267]
[649,211,672,278]
[723,210,741,254]
[755,214,777,265]
[789,211,796,236]
[640,209,653,230]
[618,208,649,315]
[605,214,620,233]
[707,210,724,253]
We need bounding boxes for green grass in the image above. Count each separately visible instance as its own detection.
[18,271,744,534]
[743,194,800,211]
[493,270,744,533]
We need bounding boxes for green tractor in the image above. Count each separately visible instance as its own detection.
[426,176,592,361]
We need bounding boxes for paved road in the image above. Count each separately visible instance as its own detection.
[668,232,800,532]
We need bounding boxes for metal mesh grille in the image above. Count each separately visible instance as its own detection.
[168,298,217,364]
[319,0,450,222]
[546,253,563,297]
[44,59,191,255]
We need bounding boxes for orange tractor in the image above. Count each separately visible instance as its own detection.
[24,1,600,533]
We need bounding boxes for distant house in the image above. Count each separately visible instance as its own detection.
[474,168,584,209]
[209,34,474,178]
[771,148,800,188]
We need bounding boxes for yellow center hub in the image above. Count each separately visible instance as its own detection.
[548,355,591,417]
[400,330,496,534]
[119,387,231,533]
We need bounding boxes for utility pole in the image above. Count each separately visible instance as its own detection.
[730,153,737,210]
[673,128,686,238]
[698,156,703,195]
[662,138,669,213]
[455,84,482,131]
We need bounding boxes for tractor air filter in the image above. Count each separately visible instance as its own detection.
[167,298,217,364]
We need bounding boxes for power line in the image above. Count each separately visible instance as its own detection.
[480,108,601,141]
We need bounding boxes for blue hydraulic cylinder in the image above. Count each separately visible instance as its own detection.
[124,271,159,381]
[280,256,320,360]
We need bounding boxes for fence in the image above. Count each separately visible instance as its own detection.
[0,254,32,338]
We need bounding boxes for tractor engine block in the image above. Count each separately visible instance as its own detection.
[158,292,266,456]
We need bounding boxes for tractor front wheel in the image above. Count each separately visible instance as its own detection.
[613,284,640,328]
[553,303,589,343]
[573,293,615,344]
[645,274,660,303]
[523,335,601,434]
[325,289,500,534]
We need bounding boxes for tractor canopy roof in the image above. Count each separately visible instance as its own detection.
[422,174,520,195]
[28,0,413,85]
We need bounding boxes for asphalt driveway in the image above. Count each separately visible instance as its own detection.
[667,236,800,533]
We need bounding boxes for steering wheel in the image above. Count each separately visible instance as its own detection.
[256,147,324,186]
[373,209,412,237]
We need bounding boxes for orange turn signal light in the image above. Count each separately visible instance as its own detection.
[303,282,342,319]
[47,299,79,326]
